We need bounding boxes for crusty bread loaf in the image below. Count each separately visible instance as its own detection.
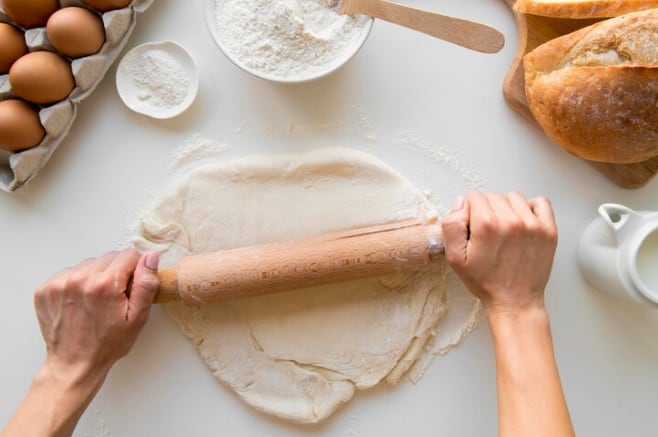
[524,9,658,163]
[515,0,658,18]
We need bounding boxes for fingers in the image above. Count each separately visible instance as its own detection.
[41,252,114,286]
[442,196,471,266]
[470,191,552,229]
[104,249,141,292]
[529,196,557,227]
[94,251,122,272]
[529,196,558,247]
[466,191,496,235]
[128,252,160,321]
[440,191,557,314]
[32,249,161,372]
[39,250,144,305]
[106,249,140,273]
[77,251,119,274]
[442,191,555,248]
[100,250,160,323]
[506,191,537,224]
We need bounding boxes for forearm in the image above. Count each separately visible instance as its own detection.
[2,362,107,437]
[488,306,574,437]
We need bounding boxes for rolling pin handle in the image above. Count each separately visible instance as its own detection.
[155,268,180,304]
[425,223,445,257]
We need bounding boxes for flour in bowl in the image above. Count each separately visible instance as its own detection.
[213,0,371,79]
[124,49,191,108]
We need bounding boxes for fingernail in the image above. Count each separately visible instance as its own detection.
[144,252,159,271]
[452,196,464,211]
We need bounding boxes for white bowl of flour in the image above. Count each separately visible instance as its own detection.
[206,0,373,83]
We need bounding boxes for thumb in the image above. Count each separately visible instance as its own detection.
[441,196,470,267]
[129,252,160,316]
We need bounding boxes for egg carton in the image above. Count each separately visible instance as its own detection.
[0,0,153,192]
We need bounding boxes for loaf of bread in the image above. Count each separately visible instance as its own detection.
[524,9,658,163]
[515,0,658,18]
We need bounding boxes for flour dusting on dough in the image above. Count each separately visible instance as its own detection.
[133,147,448,423]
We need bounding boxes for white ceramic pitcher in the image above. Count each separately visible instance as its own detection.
[578,204,658,307]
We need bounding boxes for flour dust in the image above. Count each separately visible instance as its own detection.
[168,133,231,173]
[73,410,111,437]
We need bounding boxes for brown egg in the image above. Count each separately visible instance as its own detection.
[9,51,75,105]
[47,7,106,58]
[0,23,27,74]
[1,0,59,29]
[0,99,45,152]
[83,0,132,12]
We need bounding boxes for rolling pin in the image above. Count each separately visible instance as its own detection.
[155,218,444,304]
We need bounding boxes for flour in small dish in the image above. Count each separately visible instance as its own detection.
[214,0,370,78]
[124,49,191,108]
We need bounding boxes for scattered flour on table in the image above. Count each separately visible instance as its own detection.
[356,109,377,142]
[73,410,111,437]
[168,133,230,172]
[123,49,191,109]
[394,130,486,206]
[237,104,377,140]
[214,0,370,78]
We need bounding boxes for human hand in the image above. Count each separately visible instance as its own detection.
[0,250,159,437]
[441,191,557,315]
[34,249,160,381]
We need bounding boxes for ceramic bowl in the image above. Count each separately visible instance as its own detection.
[116,41,199,119]
[205,0,373,84]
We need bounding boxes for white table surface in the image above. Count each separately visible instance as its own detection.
[2,0,658,435]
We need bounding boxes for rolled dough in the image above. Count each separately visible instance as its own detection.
[133,147,448,424]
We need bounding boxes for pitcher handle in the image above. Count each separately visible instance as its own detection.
[598,204,641,239]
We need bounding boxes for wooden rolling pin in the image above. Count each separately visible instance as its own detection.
[155,218,444,304]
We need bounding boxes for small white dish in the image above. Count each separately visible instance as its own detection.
[116,41,199,119]
[205,0,373,84]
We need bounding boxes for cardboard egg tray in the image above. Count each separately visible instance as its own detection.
[0,0,153,192]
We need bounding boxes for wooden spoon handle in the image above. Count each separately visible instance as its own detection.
[340,0,504,53]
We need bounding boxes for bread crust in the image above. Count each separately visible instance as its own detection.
[524,9,658,163]
[515,0,658,18]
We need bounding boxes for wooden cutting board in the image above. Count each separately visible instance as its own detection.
[502,0,658,188]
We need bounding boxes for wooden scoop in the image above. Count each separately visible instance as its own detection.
[155,218,443,304]
[338,0,505,53]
